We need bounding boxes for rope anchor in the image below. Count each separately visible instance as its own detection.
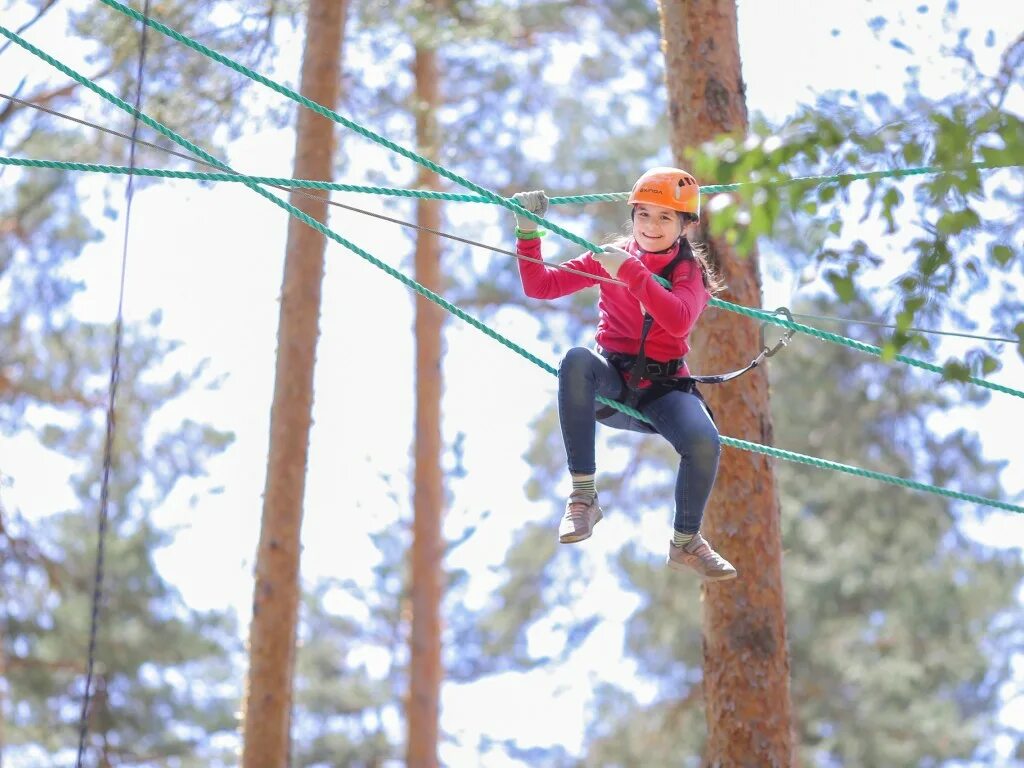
[689,306,793,386]
[760,306,795,359]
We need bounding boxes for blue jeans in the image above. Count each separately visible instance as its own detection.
[557,346,721,534]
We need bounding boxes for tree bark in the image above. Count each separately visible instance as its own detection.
[406,28,445,768]
[658,2,795,766]
[241,2,348,766]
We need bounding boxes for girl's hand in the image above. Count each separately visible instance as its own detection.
[510,190,549,234]
[594,245,631,277]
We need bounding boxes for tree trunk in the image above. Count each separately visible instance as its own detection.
[241,2,348,766]
[658,2,795,765]
[406,31,445,768]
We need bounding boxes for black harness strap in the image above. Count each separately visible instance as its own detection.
[594,241,795,426]
[594,244,690,423]
[621,244,691,404]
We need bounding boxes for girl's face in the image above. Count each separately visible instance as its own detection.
[632,203,682,252]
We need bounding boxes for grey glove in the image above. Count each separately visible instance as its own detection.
[594,244,631,277]
[510,190,549,233]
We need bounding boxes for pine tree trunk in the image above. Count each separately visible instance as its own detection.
[406,29,445,768]
[658,1,795,765]
[241,2,348,766]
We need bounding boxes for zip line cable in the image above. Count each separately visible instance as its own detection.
[2,141,1022,380]
[0,139,1019,342]
[0,132,1012,201]
[91,0,1024,250]
[1,24,1022,513]
[74,1,151,765]
[0,97,624,287]
[788,312,1016,345]
[3,91,1020,326]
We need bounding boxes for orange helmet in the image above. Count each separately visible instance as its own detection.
[627,167,700,217]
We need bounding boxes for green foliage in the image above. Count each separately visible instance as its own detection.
[775,298,1024,766]
[292,581,402,767]
[687,25,1023,373]
[2,315,241,766]
[555,294,1023,767]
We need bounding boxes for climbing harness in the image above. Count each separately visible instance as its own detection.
[596,241,795,427]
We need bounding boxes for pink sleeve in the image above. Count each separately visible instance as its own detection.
[617,258,709,336]
[517,237,603,299]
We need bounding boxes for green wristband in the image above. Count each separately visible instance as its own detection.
[515,227,546,240]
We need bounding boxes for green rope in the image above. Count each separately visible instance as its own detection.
[11,158,1018,400]
[713,298,1024,400]
[3,27,1021,515]
[551,161,1017,201]
[3,156,1010,203]
[0,156,512,201]
[92,0,606,255]
[720,435,1023,513]
[0,33,559,361]
[8,154,1021,398]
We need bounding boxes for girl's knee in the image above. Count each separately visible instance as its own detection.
[559,346,593,376]
[694,427,721,468]
[673,423,720,465]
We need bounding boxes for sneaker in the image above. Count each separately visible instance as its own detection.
[558,491,603,544]
[667,533,737,580]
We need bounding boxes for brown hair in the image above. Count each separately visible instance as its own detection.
[684,232,725,294]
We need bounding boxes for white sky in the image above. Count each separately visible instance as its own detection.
[2,1,1023,765]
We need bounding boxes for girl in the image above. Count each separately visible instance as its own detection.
[511,167,736,581]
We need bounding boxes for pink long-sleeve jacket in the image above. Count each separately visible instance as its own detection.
[516,236,710,376]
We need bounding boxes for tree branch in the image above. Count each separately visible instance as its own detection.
[0,0,61,58]
[0,64,116,127]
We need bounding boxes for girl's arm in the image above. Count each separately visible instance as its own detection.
[517,237,603,299]
[617,258,709,336]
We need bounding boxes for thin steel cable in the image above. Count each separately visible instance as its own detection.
[788,311,1016,344]
[74,1,151,763]
[2,91,1021,395]
[2,27,1021,511]
[0,91,213,166]
[3,98,1019,312]
[0,100,624,286]
[3,148,1018,351]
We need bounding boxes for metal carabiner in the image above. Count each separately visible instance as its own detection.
[759,306,795,358]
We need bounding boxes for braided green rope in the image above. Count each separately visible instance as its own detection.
[7,153,1021,398]
[4,27,1021,515]
[0,156,506,201]
[4,156,1010,203]
[720,435,1023,512]
[552,162,1017,201]
[714,298,1024,400]
[94,0,606,255]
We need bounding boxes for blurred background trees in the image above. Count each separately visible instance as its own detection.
[1,0,1020,765]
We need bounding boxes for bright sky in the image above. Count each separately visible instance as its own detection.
[3,1,1023,765]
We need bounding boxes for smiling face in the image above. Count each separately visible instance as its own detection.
[632,203,683,252]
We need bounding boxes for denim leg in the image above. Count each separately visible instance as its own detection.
[642,390,721,534]
[557,347,625,475]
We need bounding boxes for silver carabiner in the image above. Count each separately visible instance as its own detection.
[759,306,795,358]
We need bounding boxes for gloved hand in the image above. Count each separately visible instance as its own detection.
[594,244,632,276]
[510,190,549,234]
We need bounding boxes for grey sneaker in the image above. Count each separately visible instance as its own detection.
[558,491,603,544]
[667,533,737,580]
